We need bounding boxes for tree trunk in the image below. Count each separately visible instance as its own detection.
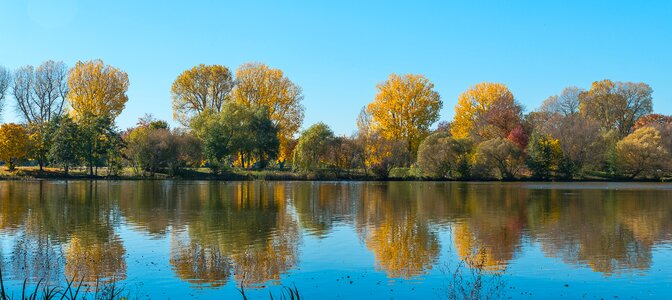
[64,165,69,176]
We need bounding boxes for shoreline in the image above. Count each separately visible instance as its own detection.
[0,171,668,183]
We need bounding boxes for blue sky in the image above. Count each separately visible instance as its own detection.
[1,0,671,134]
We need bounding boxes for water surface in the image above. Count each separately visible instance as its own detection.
[0,181,671,299]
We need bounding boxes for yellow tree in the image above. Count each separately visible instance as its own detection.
[231,63,304,163]
[0,123,29,171]
[67,59,129,121]
[171,64,234,126]
[451,82,522,140]
[578,79,653,138]
[366,74,442,156]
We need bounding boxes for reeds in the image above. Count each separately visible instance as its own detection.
[0,268,123,300]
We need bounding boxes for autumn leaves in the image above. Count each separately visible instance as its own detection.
[0,57,669,180]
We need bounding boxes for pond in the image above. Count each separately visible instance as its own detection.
[0,181,671,299]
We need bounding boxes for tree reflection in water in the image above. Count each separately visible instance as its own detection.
[0,181,670,291]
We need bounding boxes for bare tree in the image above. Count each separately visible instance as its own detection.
[12,65,36,121]
[34,60,68,123]
[13,61,68,124]
[540,86,583,116]
[0,66,10,117]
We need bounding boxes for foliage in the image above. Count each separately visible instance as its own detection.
[506,125,529,149]
[525,133,562,179]
[451,82,522,141]
[191,103,279,172]
[0,123,29,171]
[366,73,442,156]
[365,131,410,178]
[124,119,179,176]
[579,80,653,138]
[615,127,669,178]
[77,113,123,176]
[475,138,523,179]
[328,136,364,174]
[171,64,234,126]
[67,59,129,121]
[537,114,606,178]
[632,114,672,131]
[416,131,473,179]
[292,122,335,172]
[47,115,81,175]
[232,62,304,162]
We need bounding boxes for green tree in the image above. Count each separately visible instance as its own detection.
[525,133,563,179]
[78,113,120,176]
[246,107,279,168]
[292,123,335,172]
[47,116,81,176]
[191,103,279,171]
[190,108,235,172]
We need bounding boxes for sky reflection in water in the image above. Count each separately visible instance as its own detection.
[0,181,671,299]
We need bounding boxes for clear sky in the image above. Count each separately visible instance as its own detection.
[1,0,671,134]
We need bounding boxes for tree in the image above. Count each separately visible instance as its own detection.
[292,123,335,172]
[0,124,29,171]
[366,74,442,157]
[190,109,235,171]
[10,61,70,171]
[475,138,523,179]
[232,63,304,162]
[191,103,279,171]
[451,82,522,141]
[579,80,653,138]
[632,114,672,131]
[507,125,529,149]
[615,127,669,178]
[0,66,10,115]
[67,59,129,121]
[540,86,583,117]
[78,113,120,176]
[246,107,280,168]
[365,131,410,178]
[537,114,606,178]
[416,131,473,179]
[171,64,234,126]
[328,136,364,175]
[47,116,81,176]
[124,118,179,176]
[13,61,68,124]
[173,129,203,170]
[525,133,562,179]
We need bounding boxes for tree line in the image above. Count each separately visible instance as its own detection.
[0,59,669,180]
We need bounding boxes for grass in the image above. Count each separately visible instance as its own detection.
[1,267,301,300]
[0,268,127,300]
[238,283,302,300]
